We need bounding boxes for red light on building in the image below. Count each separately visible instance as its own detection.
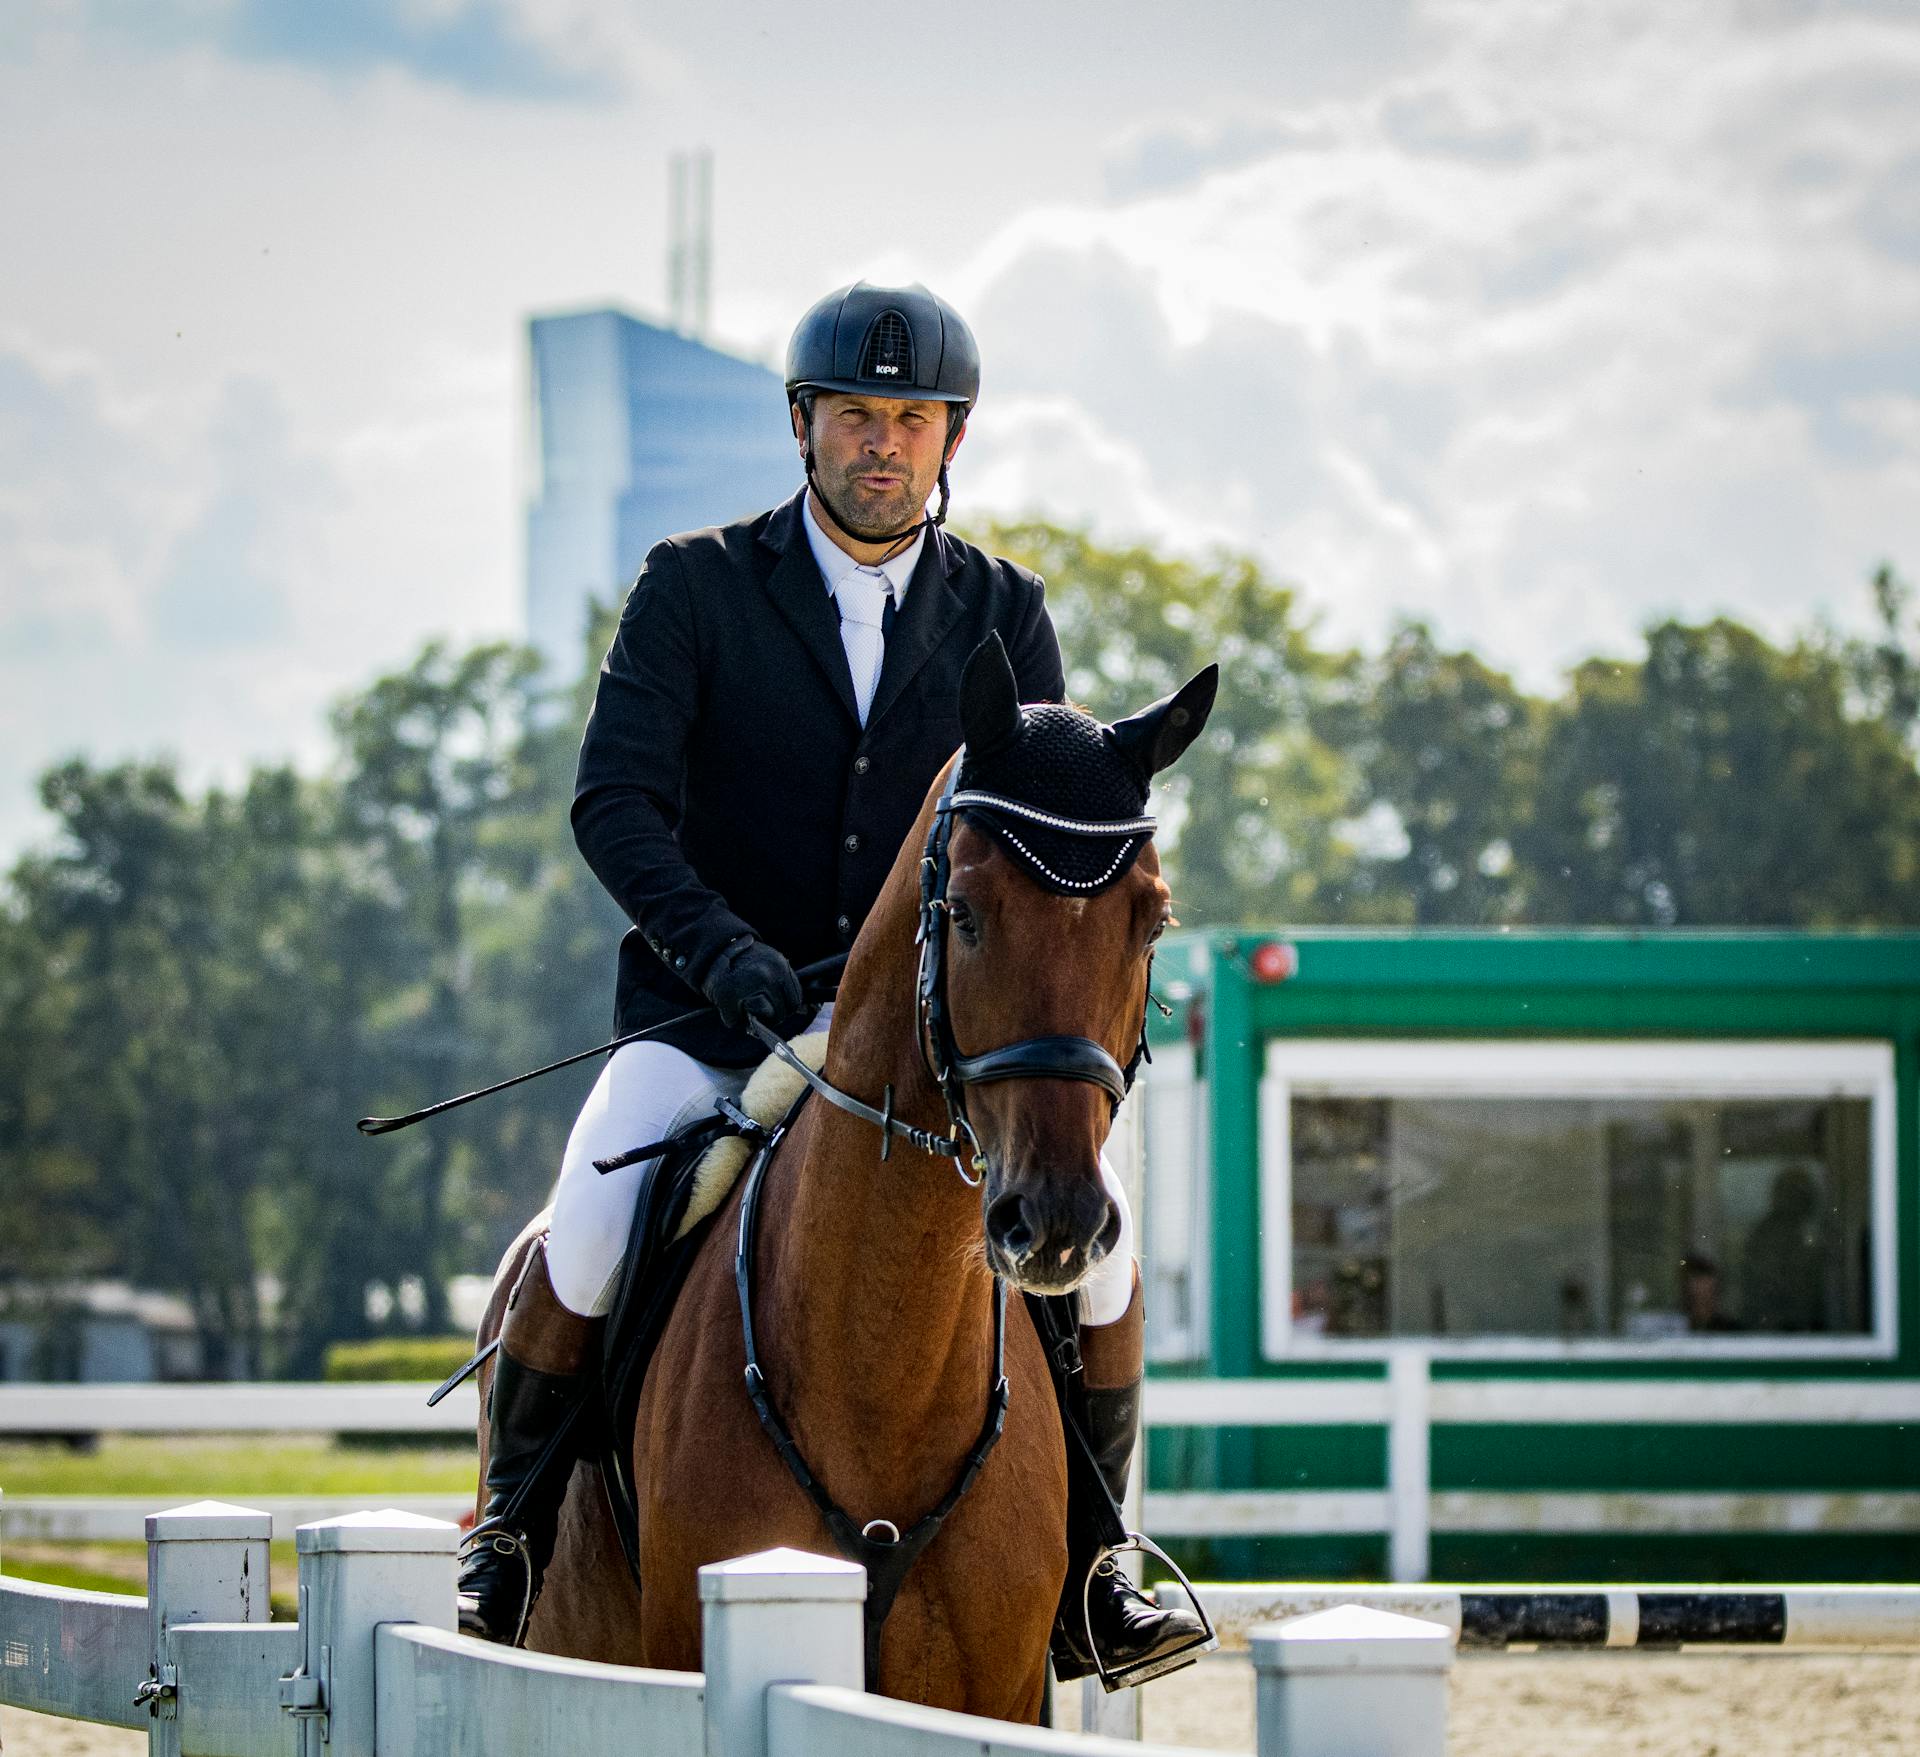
[1249,940,1299,983]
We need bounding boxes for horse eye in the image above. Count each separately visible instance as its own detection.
[949,899,980,944]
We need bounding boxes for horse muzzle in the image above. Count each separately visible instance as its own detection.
[982,1171,1120,1293]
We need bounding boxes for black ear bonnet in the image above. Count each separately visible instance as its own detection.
[955,705,1157,895]
[948,633,1217,896]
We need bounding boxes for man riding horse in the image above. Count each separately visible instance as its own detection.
[457,280,1209,1686]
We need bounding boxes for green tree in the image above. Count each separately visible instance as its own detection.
[1519,618,1920,926]
[1842,563,1920,749]
[978,522,1369,924]
[9,547,1919,1380]
[4,760,364,1371]
[0,892,99,1284]
[457,610,629,1259]
[328,641,547,1332]
[1336,622,1542,925]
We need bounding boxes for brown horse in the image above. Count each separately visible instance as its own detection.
[471,648,1215,1720]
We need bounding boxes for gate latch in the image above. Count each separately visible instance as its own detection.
[134,1663,177,1718]
[278,1643,331,1740]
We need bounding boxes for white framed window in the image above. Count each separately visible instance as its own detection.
[1131,1042,1211,1364]
[1260,1040,1897,1360]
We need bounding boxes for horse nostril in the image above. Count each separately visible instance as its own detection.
[986,1191,1036,1262]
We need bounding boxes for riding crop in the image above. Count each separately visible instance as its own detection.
[354,954,849,1136]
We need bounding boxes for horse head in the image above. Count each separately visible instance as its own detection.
[930,634,1217,1295]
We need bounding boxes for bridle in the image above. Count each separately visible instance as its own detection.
[732,752,1165,1683]
[746,755,1159,1186]
[915,761,1157,1183]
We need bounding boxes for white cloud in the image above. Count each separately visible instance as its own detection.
[965,395,1222,557]
[1,0,1916,861]
[953,0,1920,678]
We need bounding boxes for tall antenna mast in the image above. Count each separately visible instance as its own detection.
[667,151,687,331]
[667,148,713,339]
[692,147,712,339]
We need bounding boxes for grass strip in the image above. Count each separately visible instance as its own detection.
[0,1434,473,1497]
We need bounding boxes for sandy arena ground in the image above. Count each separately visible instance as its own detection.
[7,1648,1920,1755]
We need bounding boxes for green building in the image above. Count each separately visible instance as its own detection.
[1130,930,1920,1584]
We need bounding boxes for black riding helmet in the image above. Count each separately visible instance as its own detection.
[786,281,980,545]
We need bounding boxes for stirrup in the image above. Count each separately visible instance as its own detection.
[1079,1532,1218,1693]
[457,1521,536,1648]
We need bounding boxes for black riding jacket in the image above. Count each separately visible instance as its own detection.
[573,489,1066,1066]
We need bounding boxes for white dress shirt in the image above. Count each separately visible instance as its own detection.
[801,492,926,725]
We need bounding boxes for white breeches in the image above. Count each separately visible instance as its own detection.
[544,1004,1137,1326]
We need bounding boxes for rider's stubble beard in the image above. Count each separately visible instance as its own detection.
[808,431,941,542]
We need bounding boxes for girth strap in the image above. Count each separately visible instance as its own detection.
[734,1090,1010,1685]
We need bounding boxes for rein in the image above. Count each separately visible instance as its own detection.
[742,1015,975,1166]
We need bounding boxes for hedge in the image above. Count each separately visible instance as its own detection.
[322,1336,476,1383]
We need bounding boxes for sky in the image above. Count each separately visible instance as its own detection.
[3,0,1918,858]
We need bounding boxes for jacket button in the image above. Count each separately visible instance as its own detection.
[674,955,686,969]
[836,915,852,937]
[853,756,871,776]
[844,833,861,853]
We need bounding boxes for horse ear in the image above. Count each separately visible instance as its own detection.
[959,633,1023,759]
[1110,664,1219,782]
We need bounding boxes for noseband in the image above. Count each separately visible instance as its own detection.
[914,760,1155,1185]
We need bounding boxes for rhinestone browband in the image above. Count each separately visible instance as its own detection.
[947,789,1158,839]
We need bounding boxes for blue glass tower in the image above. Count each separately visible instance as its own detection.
[525,310,800,679]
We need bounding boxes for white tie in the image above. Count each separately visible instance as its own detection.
[834,570,891,725]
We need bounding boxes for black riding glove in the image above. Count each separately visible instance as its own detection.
[702,937,808,1036]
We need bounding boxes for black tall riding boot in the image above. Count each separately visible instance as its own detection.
[457,1240,601,1646]
[1050,1270,1213,1689]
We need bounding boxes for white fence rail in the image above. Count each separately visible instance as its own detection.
[0,1572,149,1727]
[1145,1365,1920,1576]
[766,1684,1196,1756]
[374,1625,704,1757]
[1159,1582,1920,1652]
[0,1502,1456,1757]
[12,1367,1919,1437]
[10,1366,1920,1572]
[0,1383,480,1435]
[2,1496,471,1542]
[170,1622,301,1757]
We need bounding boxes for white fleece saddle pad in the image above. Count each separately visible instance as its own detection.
[672,1030,828,1241]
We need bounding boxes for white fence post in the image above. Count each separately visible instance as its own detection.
[699,1547,864,1757]
[281,1510,458,1757]
[144,1500,272,1757]
[1387,1351,1430,1583]
[1250,1604,1451,1757]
